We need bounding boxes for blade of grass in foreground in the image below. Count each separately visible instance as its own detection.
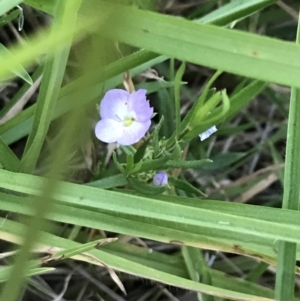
[0,219,274,301]
[2,169,300,247]
[0,2,83,301]
[20,0,81,173]
[274,12,300,301]
[0,0,23,16]
[97,1,300,88]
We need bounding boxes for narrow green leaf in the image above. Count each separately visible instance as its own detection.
[138,157,170,173]
[198,0,278,26]
[98,1,300,88]
[182,246,214,301]
[153,115,164,156]
[166,159,212,169]
[0,9,20,28]
[174,62,185,136]
[0,65,43,120]
[20,1,82,173]
[45,238,117,262]
[181,70,222,130]
[169,176,206,196]
[275,11,300,301]
[127,176,166,195]
[87,174,128,189]
[0,44,32,85]
[126,153,134,173]
[112,152,126,174]
[0,137,20,171]
[200,152,246,171]
[136,80,186,94]
[0,0,23,16]
[134,138,151,163]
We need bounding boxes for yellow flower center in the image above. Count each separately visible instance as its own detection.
[124,117,135,127]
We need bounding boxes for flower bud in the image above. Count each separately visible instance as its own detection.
[153,171,168,186]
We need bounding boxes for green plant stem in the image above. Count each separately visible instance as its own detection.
[274,11,300,301]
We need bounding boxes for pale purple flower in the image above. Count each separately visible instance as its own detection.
[95,89,153,146]
[153,171,168,186]
[199,125,217,141]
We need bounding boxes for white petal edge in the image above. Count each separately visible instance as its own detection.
[199,125,217,141]
[95,119,124,144]
[117,120,151,146]
[100,89,130,121]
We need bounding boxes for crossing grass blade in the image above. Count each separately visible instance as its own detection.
[0,219,275,301]
[0,0,23,16]
[95,1,300,88]
[274,11,300,301]
[1,170,300,259]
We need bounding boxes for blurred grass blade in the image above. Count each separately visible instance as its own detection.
[0,9,21,27]
[0,1,83,301]
[274,11,300,301]
[0,44,33,85]
[0,0,22,16]
[20,1,81,173]
[0,51,163,145]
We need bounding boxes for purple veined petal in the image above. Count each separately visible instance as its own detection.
[153,171,168,186]
[129,89,153,123]
[199,125,217,141]
[95,118,124,143]
[117,120,151,146]
[100,89,131,121]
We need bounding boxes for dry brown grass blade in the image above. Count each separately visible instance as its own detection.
[234,172,278,203]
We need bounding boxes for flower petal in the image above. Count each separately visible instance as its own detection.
[129,89,153,122]
[199,125,217,141]
[100,89,130,121]
[117,120,151,145]
[95,119,124,143]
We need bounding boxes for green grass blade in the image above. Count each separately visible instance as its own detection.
[0,138,20,171]
[0,44,33,85]
[0,219,275,301]
[198,0,277,25]
[0,0,22,16]
[20,1,82,173]
[174,62,185,137]
[274,11,300,301]
[0,65,43,120]
[0,2,83,301]
[2,169,300,247]
[98,1,300,88]
[182,246,214,301]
